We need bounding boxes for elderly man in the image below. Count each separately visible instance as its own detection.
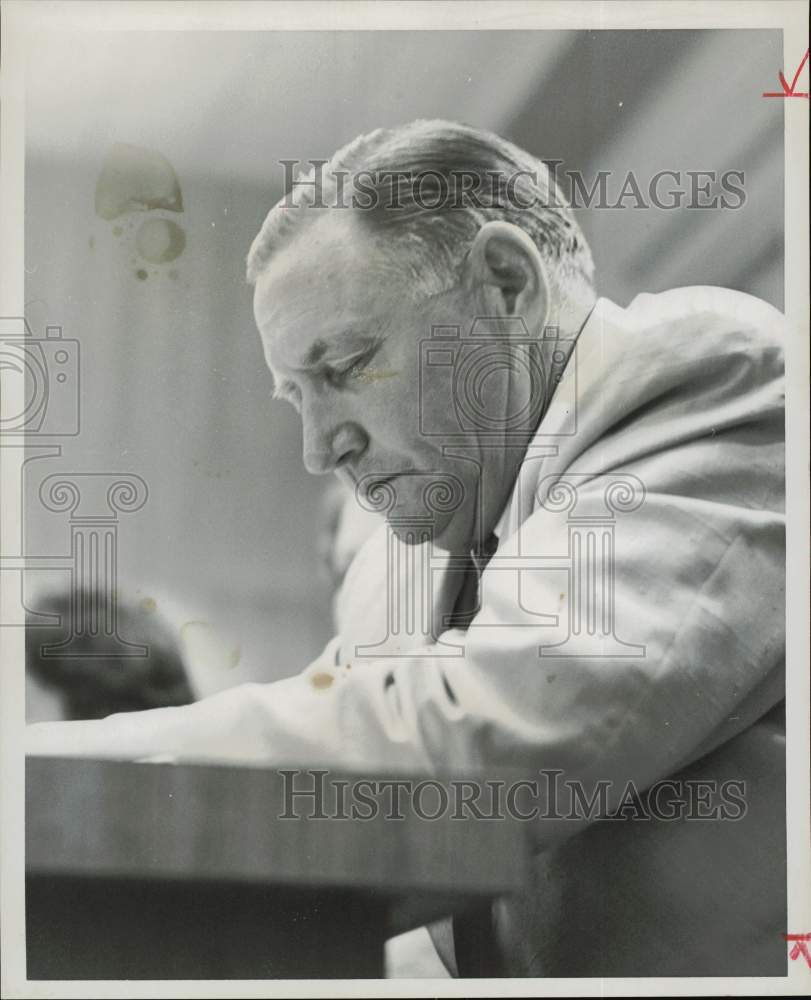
[27,120,786,976]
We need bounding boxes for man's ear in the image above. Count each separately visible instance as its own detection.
[462,221,550,326]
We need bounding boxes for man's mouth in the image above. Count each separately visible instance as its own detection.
[352,472,405,510]
[358,472,396,496]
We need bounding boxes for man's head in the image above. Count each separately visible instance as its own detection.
[248,120,595,553]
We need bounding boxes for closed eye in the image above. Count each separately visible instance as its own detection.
[271,340,382,405]
[326,346,379,388]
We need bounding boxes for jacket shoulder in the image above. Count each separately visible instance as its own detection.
[534,286,786,467]
[622,286,786,358]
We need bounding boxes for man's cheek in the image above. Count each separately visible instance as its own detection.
[367,391,417,447]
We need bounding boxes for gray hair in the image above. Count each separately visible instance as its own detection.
[246,119,594,302]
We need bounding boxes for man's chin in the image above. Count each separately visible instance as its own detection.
[386,507,468,554]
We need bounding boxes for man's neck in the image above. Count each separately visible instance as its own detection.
[474,293,598,550]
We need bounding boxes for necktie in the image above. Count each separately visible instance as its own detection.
[443,532,507,977]
[445,533,499,630]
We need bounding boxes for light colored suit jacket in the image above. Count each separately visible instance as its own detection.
[338,284,787,975]
[335,284,785,795]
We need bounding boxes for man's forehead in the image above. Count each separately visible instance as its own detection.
[253,213,393,365]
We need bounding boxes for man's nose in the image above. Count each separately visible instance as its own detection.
[301,407,367,476]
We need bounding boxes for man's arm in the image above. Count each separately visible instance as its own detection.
[26,454,784,835]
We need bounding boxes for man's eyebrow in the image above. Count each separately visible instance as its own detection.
[278,329,381,378]
[302,330,379,368]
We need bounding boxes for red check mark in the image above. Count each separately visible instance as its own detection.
[763,48,809,98]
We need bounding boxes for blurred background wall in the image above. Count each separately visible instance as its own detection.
[22,29,784,695]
